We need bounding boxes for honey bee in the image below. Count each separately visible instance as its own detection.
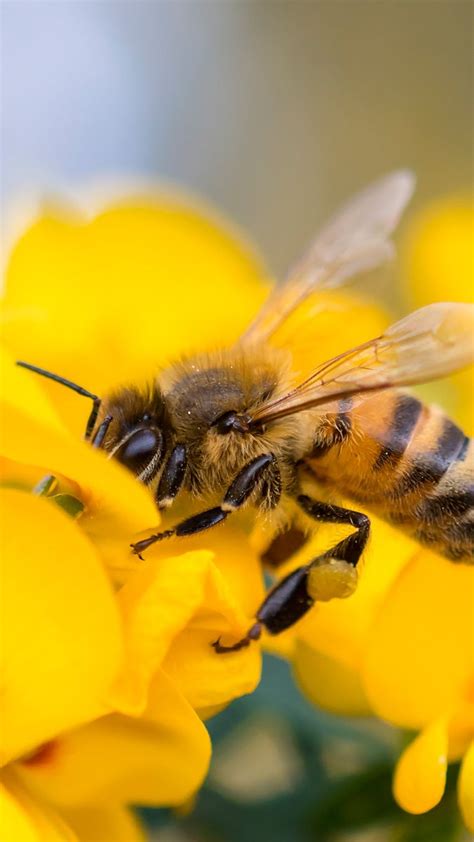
[18,171,474,653]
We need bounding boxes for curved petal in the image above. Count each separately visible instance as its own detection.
[162,624,261,710]
[272,290,389,380]
[402,199,473,433]
[0,771,76,841]
[2,197,268,437]
[458,739,474,833]
[159,529,263,709]
[292,639,371,716]
[0,489,122,765]
[112,537,263,715]
[393,719,448,815]
[58,805,145,842]
[403,199,473,308]
[446,697,474,761]
[111,550,217,714]
[363,551,474,729]
[17,673,210,808]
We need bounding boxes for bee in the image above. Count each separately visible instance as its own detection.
[18,171,474,653]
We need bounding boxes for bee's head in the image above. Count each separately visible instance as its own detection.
[15,362,173,483]
[99,385,171,482]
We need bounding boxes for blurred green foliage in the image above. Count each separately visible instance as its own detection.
[139,655,466,842]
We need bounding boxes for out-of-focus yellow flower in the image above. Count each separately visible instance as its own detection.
[403,197,474,431]
[282,198,474,830]
[1,189,472,837]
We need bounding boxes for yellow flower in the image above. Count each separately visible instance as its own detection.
[1,188,472,836]
[0,194,270,838]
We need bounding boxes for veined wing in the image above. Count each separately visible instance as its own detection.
[242,170,415,343]
[249,303,474,424]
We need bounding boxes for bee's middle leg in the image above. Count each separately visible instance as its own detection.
[130,453,280,557]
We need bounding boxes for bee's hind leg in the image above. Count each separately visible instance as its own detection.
[212,562,315,653]
[213,494,370,654]
[297,494,370,567]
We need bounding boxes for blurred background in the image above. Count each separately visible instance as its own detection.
[2,2,472,841]
[2,1,472,277]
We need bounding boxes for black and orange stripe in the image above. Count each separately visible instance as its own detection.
[305,389,473,562]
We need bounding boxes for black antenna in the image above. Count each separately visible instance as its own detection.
[16,361,102,440]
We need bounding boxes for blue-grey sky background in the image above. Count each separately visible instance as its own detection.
[2,1,472,275]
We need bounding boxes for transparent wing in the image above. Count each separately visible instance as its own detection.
[243,170,415,343]
[250,303,474,424]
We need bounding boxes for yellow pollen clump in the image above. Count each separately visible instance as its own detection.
[306,558,358,602]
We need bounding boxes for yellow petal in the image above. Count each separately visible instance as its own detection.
[363,551,474,729]
[272,289,389,381]
[159,531,263,709]
[0,489,122,764]
[0,771,76,842]
[292,639,371,716]
[447,695,474,761]
[0,347,67,435]
[162,623,261,710]
[112,539,263,714]
[402,198,474,432]
[112,550,216,714]
[458,740,474,832]
[403,199,474,308]
[393,719,448,814]
[2,197,268,437]
[58,804,145,842]
[17,672,210,808]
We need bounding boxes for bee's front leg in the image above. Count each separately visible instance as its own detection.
[130,452,279,557]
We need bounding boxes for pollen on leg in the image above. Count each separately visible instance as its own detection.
[307,558,358,602]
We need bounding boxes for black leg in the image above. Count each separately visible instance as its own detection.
[131,453,279,557]
[155,444,187,509]
[297,495,370,567]
[91,414,113,448]
[85,398,102,441]
[213,494,370,653]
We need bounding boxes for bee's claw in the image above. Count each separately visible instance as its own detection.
[211,622,262,654]
[130,542,144,559]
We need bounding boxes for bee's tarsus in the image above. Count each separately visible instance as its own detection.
[130,529,175,557]
[211,622,262,654]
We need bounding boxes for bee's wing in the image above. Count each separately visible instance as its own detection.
[250,303,474,424]
[243,170,415,343]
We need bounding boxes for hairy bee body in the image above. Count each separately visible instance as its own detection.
[306,391,473,561]
[102,342,474,563]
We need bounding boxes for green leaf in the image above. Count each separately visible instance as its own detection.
[51,493,84,518]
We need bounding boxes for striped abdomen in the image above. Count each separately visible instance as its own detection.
[305,391,474,562]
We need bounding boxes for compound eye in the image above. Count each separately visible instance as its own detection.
[116,428,163,474]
